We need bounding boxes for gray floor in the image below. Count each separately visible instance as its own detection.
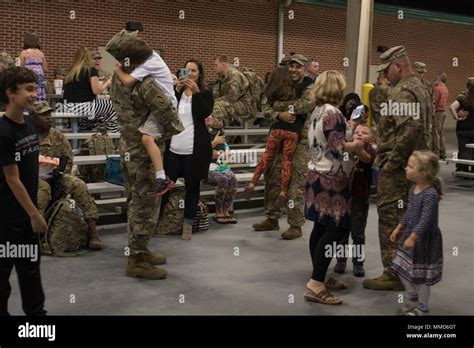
[7,146,474,315]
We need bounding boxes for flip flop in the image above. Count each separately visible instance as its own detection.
[304,289,342,305]
[212,216,228,224]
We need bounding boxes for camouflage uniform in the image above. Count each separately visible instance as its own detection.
[212,66,253,127]
[98,69,112,84]
[375,53,432,275]
[37,128,98,220]
[0,52,14,70]
[261,81,315,229]
[109,75,183,254]
[414,62,435,150]
[0,52,14,112]
[369,83,389,127]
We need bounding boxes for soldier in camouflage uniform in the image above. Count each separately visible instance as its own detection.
[369,72,389,127]
[31,101,103,250]
[414,61,434,149]
[106,29,183,280]
[363,46,432,291]
[91,51,112,85]
[0,52,15,112]
[253,55,315,240]
[212,55,254,128]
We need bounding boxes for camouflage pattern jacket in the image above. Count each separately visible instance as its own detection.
[375,74,432,169]
[39,127,74,174]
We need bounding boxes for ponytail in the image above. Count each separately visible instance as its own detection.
[431,176,444,200]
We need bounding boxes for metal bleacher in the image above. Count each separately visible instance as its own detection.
[52,110,271,226]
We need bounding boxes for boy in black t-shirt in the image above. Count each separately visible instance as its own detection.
[0,67,47,315]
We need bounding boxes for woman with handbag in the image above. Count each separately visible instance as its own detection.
[164,59,214,240]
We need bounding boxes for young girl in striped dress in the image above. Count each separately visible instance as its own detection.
[390,150,444,316]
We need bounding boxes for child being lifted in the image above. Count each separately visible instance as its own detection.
[108,30,183,196]
[244,67,306,207]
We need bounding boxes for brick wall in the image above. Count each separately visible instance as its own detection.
[1,0,278,83]
[2,0,472,129]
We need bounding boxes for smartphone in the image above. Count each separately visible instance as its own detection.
[180,68,189,79]
[352,104,365,120]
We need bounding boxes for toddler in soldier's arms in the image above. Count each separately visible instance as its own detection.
[107,30,181,196]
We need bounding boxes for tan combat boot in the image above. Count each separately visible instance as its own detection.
[362,271,405,291]
[281,226,302,240]
[126,253,167,280]
[86,219,103,250]
[252,218,280,231]
[182,223,192,240]
[143,251,167,265]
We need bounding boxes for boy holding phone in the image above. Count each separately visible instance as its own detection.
[0,67,47,315]
[108,30,181,196]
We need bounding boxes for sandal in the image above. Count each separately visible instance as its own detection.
[225,216,237,224]
[212,216,228,224]
[304,289,342,305]
[324,276,347,290]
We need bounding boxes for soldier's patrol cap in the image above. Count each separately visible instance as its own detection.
[414,61,427,73]
[377,46,407,72]
[105,29,139,61]
[54,68,67,76]
[33,101,53,114]
[289,54,309,67]
[91,51,102,59]
[467,77,474,88]
[0,52,14,69]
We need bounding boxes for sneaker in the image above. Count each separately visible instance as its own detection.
[406,307,429,316]
[149,177,174,196]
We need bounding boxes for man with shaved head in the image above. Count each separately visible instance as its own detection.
[363,46,432,291]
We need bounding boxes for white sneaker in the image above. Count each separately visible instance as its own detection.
[406,307,429,316]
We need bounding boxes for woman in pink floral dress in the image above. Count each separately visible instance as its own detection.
[303,71,365,305]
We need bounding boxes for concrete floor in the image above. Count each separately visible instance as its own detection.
[6,145,474,315]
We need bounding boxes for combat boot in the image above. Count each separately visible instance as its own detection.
[252,218,280,231]
[362,271,404,290]
[143,251,167,265]
[86,219,103,250]
[281,226,302,240]
[126,253,167,280]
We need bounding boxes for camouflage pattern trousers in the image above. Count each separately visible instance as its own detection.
[121,157,162,254]
[376,165,410,274]
[38,175,97,220]
[263,140,309,227]
[212,99,252,127]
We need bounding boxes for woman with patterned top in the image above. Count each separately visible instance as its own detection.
[303,71,366,305]
[20,32,47,101]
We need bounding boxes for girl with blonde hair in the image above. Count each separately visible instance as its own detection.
[390,150,444,316]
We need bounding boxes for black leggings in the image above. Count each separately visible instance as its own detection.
[309,222,349,282]
[165,151,201,224]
